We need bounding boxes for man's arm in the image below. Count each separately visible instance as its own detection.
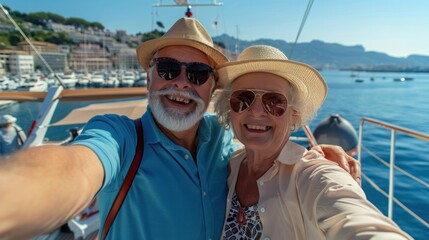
[0,144,104,239]
[311,144,362,185]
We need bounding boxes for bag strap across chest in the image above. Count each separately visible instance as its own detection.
[101,118,144,240]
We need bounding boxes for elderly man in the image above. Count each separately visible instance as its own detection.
[0,18,359,239]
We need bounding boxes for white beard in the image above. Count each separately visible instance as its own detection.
[149,87,206,132]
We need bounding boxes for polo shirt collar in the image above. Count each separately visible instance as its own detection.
[142,106,211,147]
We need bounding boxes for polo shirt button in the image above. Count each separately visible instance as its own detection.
[203,192,207,196]
[259,181,264,186]
[260,207,265,213]
[184,154,189,159]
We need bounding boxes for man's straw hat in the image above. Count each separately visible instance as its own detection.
[136,17,228,72]
[218,45,327,110]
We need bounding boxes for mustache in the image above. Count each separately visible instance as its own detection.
[152,87,202,103]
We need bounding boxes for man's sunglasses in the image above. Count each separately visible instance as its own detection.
[150,57,214,85]
[230,89,289,117]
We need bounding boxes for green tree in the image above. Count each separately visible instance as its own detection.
[0,34,9,49]
[141,30,164,43]
[9,33,23,45]
[46,13,66,24]
[66,17,91,29]
[26,12,50,26]
[90,22,104,30]
[45,32,72,44]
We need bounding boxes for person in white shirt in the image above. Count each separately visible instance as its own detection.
[0,114,26,156]
[215,45,412,239]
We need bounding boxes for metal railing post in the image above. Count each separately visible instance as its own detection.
[388,130,396,219]
[358,120,364,163]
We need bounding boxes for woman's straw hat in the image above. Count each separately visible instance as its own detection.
[218,45,327,110]
[136,17,228,71]
[0,114,17,125]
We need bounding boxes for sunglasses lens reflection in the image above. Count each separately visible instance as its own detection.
[230,90,287,116]
[153,58,212,85]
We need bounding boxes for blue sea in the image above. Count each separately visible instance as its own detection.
[1,70,428,239]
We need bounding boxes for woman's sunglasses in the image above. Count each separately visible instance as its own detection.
[149,57,214,85]
[230,89,289,117]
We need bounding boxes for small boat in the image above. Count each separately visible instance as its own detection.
[120,71,136,87]
[355,79,364,83]
[15,77,48,92]
[90,72,105,88]
[104,72,119,88]
[394,77,414,82]
[60,71,79,88]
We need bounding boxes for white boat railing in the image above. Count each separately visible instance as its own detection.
[358,117,429,229]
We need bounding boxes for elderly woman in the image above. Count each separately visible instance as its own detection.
[215,45,411,239]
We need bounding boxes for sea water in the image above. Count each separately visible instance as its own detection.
[1,70,428,239]
[313,70,429,240]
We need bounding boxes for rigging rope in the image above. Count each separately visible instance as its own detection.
[289,0,315,59]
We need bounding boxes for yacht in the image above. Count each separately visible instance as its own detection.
[105,72,119,88]
[15,77,48,92]
[120,71,136,87]
[0,75,13,90]
[60,71,78,88]
[134,71,148,87]
[91,72,105,88]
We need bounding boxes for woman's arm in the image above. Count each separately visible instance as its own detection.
[297,152,411,239]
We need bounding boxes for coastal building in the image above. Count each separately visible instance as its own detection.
[112,48,140,70]
[0,22,15,33]
[47,22,76,33]
[17,41,60,53]
[0,49,28,74]
[69,32,102,44]
[59,45,70,54]
[36,52,68,73]
[17,41,67,73]
[68,43,111,71]
[116,30,131,43]
[9,53,34,75]
[69,57,112,72]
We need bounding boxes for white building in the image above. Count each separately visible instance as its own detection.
[114,48,140,70]
[9,54,34,75]
[48,22,76,33]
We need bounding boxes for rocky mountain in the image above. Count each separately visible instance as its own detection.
[213,34,429,71]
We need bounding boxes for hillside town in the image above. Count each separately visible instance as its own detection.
[0,9,156,90]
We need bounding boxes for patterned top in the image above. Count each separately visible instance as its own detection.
[223,192,263,240]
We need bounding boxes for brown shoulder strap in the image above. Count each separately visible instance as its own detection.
[100,119,144,240]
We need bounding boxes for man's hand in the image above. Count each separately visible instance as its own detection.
[311,144,362,186]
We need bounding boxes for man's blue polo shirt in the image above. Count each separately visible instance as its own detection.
[73,107,236,239]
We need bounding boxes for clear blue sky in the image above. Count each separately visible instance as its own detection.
[1,0,428,58]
